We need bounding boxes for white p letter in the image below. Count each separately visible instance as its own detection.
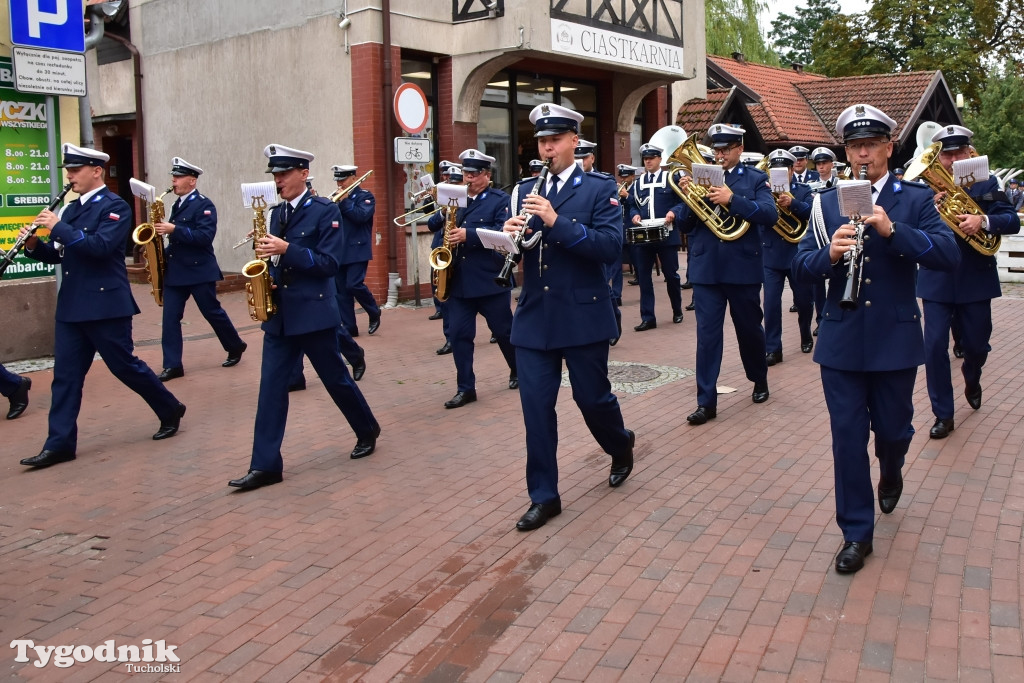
[28,0,69,38]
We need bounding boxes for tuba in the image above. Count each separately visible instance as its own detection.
[903,142,1000,256]
[428,201,458,302]
[132,188,172,306]
[758,156,808,243]
[649,126,751,241]
[242,196,277,322]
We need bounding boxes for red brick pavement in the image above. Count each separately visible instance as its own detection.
[1,280,1023,681]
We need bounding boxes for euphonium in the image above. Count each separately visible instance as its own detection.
[242,196,277,322]
[132,188,172,306]
[428,201,458,302]
[651,128,750,241]
[903,142,1000,256]
[757,156,808,244]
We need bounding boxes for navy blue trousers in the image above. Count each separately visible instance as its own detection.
[161,282,244,370]
[692,283,768,408]
[821,366,916,543]
[517,342,630,505]
[252,327,377,473]
[446,292,515,393]
[633,243,681,322]
[923,299,992,419]
[764,265,813,353]
[45,317,180,453]
[288,326,365,385]
[337,262,381,335]
[0,363,22,397]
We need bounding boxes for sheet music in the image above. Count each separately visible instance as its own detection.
[436,182,468,208]
[769,168,791,194]
[837,180,874,219]
[241,181,278,208]
[691,163,725,188]
[952,155,989,188]
[129,178,156,204]
[476,228,519,254]
[418,175,435,192]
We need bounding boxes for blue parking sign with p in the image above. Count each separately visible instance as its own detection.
[9,0,86,53]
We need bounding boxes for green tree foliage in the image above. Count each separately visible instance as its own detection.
[707,0,780,66]
[806,0,1024,104]
[770,0,840,69]
[964,66,1024,169]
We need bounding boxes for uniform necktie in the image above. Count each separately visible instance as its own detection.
[281,202,292,226]
[171,198,181,216]
[548,176,559,198]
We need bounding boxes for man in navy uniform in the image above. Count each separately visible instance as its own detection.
[527,159,545,178]
[333,164,381,337]
[575,140,597,172]
[429,160,457,322]
[229,144,380,490]
[1007,178,1023,211]
[503,103,635,531]
[918,125,1020,439]
[432,149,517,409]
[0,364,31,419]
[762,149,815,364]
[610,163,637,345]
[153,157,247,381]
[628,141,685,331]
[430,164,462,356]
[811,147,838,190]
[790,145,817,184]
[678,124,777,425]
[793,104,960,573]
[19,144,187,468]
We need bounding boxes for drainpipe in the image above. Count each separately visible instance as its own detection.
[79,5,106,147]
[105,33,146,183]
[382,0,401,307]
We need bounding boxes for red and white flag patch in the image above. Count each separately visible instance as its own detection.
[331,221,340,229]
[108,212,120,220]
[204,210,212,215]
[609,197,619,207]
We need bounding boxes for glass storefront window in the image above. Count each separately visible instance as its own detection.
[478,107,512,189]
[560,80,597,113]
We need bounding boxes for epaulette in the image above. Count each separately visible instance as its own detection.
[897,179,931,191]
[310,195,333,205]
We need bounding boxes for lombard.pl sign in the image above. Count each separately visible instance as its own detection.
[550,20,684,77]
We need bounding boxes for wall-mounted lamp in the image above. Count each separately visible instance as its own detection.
[338,16,351,30]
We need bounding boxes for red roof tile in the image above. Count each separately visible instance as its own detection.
[676,88,731,135]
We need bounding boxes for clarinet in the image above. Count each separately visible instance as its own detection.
[0,183,72,279]
[494,160,551,287]
[839,164,870,310]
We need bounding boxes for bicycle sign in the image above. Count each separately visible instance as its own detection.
[394,137,430,164]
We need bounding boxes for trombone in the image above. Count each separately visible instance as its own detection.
[393,196,445,227]
[328,169,373,202]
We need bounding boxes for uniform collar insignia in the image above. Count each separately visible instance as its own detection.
[892,181,902,193]
[303,198,312,206]
[480,191,488,199]
[91,193,103,202]
[573,175,582,187]
[737,167,744,175]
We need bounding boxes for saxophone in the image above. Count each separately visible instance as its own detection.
[428,201,458,302]
[132,188,172,306]
[242,195,277,322]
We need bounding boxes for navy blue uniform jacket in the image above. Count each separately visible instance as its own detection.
[429,188,512,298]
[510,166,621,349]
[29,190,140,322]
[680,164,777,284]
[262,193,343,337]
[917,175,1020,303]
[761,181,813,270]
[337,186,375,264]
[165,190,224,286]
[793,177,961,371]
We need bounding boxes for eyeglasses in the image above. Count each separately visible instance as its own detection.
[844,140,887,153]
[462,169,484,178]
[714,144,740,154]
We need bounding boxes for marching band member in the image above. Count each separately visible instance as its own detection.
[628,142,685,331]
[575,140,597,172]
[0,364,31,420]
[527,159,545,178]
[918,125,1020,439]
[433,149,517,409]
[332,165,381,337]
[19,144,187,469]
[790,145,816,183]
[811,147,838,190]
[503,103,635,531]
[761,149,814,365]
[678,124,777,425]
[610,163,637,345]
[229,144,380,490]
[154,157,247,382]
[428,165,463,355]
[429,160,457,323]
[793,105,959,573]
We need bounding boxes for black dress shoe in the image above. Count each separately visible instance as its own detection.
[508,374,518,390]
[765,351,783,366]
[20,449,76,468]
[627,278,639,286]
[634,320,657,332]
[222,342,247,367]
[428,311,443,320]
[516,501,562,531]
[351,358,366,382]
[350,425,381,459]
[288,378,307,392]
[878,476,903,514]
[672,311,684,324]
[812,324,819,337]
[609,429,634,487]
[801,339,814,353]
[685,302,695,311]
[368,315,381,335]
[965,383,982,410]
[929,417,954,439]
[158,367,184,382]
[6,376,31,420]
[835,541,873,574]
[789,304,799,312]
[752,381,769,404]
[153,402,186,440]
[952,343,964,359]
[436,341,453,355]
[681,280,693,290]
[686,405,716,425]
[444,390,477,409]
[228,469,283,490]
